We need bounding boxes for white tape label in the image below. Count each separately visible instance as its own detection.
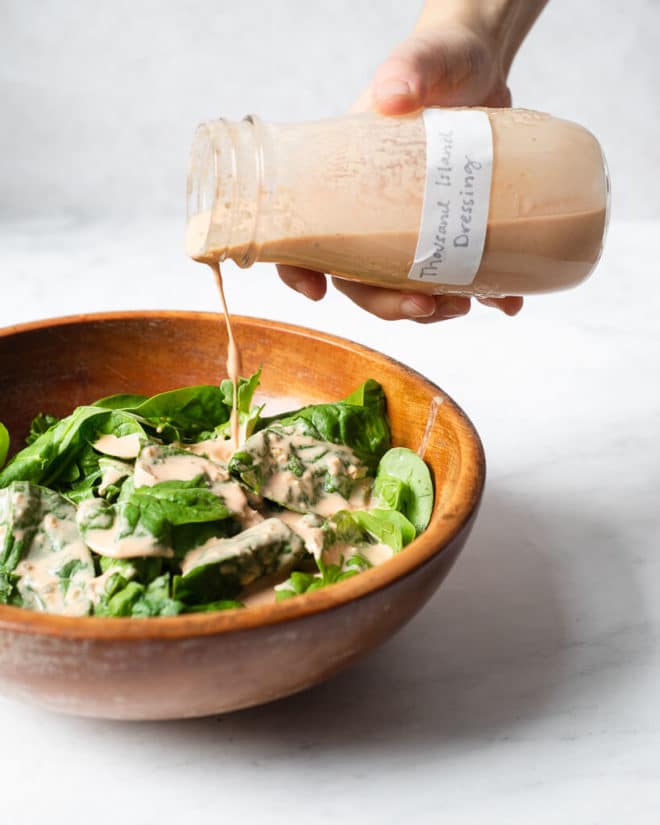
[408,109,493,286]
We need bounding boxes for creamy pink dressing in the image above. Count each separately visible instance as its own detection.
[93,433,142,459]
[133,444,249,515]
[76,498,173,560]
[322,540,393,568]
[189,437,235,464]
[133,445,230,487]
[180,517,292,576]
[14,511,94,616]
[275,510,325,558]
[209,262,242,450]
[98,459,131,496]
[255,427,369,516]
[83,528,172,560]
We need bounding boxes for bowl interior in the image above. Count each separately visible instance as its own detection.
[0,312,484,635]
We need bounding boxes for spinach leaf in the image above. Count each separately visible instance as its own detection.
[107,386,232,442]
[373,447,434,534]
[0,569,19,604]
[275,554,371,602]
[325,508,415,552]
[98,555,163,583]
[0,481,76,571]
[229,423,369,513]
[56,558,89,590]
[174,518,305,605]
[0,407,145,489]
[197,369,264,443]
[0,482,95,611]
[347,509,416,552]
[256,380,390,472]
[78,476,233,557]
[342,378,387,411]
[170,519,240,557]
[221,368,262,420]
[183,599,244,612]
[62,443,116,504]
[0,423,8,470]
[94,573,183,617]
[93,393,149,410]
[122,478,232,537]
[92,371,263,444]
[25,413,60,446]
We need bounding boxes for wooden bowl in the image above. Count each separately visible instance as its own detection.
[0,312,484,719]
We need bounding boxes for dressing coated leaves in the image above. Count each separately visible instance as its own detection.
[77,476,233,556]
[93,370,262,443]
[0,407,145,489]
[256,380,390,472]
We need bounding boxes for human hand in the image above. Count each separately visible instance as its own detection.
[278,10,528,321]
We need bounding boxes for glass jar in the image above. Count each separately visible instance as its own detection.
[186,108,609,296]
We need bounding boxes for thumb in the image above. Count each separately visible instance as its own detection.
[368,26,501,114]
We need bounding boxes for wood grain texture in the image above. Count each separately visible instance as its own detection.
[0,312,485,719]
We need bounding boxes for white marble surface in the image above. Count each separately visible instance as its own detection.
[0,217,659,822]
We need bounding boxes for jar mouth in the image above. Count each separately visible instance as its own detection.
[185,116,264,265]
[186,121,223,261]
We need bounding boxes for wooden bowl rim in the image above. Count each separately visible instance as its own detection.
[0,310,485,640]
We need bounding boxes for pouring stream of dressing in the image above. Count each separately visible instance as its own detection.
[208,262,242,450]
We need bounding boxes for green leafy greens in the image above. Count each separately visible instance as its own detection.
[0,373,434,616]
[0,422,8,471]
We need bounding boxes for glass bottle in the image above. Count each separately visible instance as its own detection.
[186,109,609,296]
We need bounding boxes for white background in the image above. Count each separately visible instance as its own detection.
[1,0,658,220]
[1,2,660,823]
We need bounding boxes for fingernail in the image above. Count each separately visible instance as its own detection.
[440,298,471,319]
[503,297,524,316]
[291,280,321,301]
[480,297,523,315]
[374,79,413,101]
[401,297,435,318]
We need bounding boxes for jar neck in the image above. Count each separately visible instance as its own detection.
[186,115,266,266]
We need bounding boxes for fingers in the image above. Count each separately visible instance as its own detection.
[277,265,327,301]
[331,277,471,323]
[477,296,524,316]
[278,263,522,322]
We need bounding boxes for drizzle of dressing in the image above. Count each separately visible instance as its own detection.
[98,458,132,496]
[323,540,393,568]
[208,262,242,450]
[76,497,174,560]
[134,445,230,488]
[417,395,444,460]
[275,510,325,558]
[180,517,300,577]
[93,433,142,459]
[133,444,248,515]
[189,437,235,464]
[240,424,370,517]
[14,512,95,616]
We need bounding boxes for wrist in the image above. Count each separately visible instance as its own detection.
[415,0,547,75]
